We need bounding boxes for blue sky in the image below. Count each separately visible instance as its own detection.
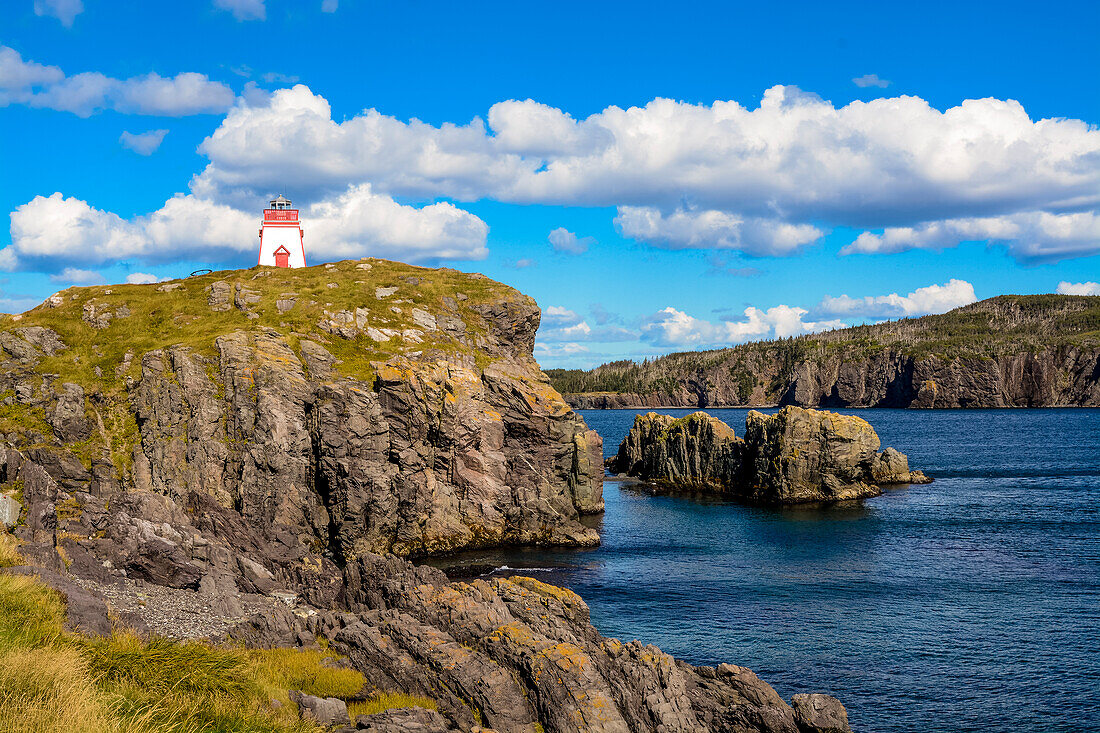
[2,0,1099,368]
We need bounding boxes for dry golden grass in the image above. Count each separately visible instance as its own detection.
[0,645,109,733]
[0,533,22,569]
[347,692,438,718]
[0,555,441,733]
[248,647,367,702]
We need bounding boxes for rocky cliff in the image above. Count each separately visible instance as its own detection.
[0,259,855,732]
[550,295,1100,409]
[0,259,603,564]
[609,407,929,503]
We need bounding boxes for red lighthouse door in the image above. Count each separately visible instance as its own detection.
[273,246,290,268]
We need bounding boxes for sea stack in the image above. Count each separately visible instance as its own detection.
[609,406,931,504]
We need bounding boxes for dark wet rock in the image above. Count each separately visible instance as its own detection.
[610,407,930,503]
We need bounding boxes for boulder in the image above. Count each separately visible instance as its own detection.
[791,693,853,733]
[0,494,20,529]
[743,407,881,503]
[290,690,351,727]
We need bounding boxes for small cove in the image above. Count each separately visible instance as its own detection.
[431,408,1100,733]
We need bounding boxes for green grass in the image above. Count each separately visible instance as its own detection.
[0,258,528,487]
[0,531,440,733]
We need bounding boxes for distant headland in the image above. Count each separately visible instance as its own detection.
[549,294,1100,409]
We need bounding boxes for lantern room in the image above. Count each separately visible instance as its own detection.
[258,194,306,268]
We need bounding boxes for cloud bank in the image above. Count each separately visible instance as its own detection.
[0,45,236,116]
[7,80,1100,275]
[1056,281,1100,296]
[536,279,979,356]
[3,186,488,271]
[184,84,1100,262]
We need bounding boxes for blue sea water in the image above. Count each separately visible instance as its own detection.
[436,408,1100,733]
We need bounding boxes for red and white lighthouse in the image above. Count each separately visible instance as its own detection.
[258,194,306,268]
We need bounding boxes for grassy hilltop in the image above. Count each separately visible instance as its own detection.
[0,257,530,482]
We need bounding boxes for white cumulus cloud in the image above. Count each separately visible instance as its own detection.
[125,273,169,284]
[49,267,103,285]
[304,184,488,262]
[0,45,236,117]
[538,305,636,343]
[3,185,488,271]
[815,279,977,320]
[853,74,890,88]
[841,211,1100,263]
[214,0,265,21]
[614,206,823,256]
[548,227,593,254]
[640,305,843,348]
[0,46,64,100]
[34,0,83,27]
[188,84,1100,263]
[1056,281,1100,296]
[120,129,168,155]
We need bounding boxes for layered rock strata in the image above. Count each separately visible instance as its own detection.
[223,552,852,733]
[609,407,930,503]
[2,434,856,733]
[0,260,602,561]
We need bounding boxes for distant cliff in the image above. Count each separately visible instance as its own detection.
[549,295,1100,408]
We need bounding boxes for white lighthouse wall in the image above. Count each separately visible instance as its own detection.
[259,225,307,268]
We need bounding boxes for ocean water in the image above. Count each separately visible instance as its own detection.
[434,408,1100,733]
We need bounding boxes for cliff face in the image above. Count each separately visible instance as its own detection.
[609,407,928,504]
[552,295,1100,409]
[0,260,855,733]
[0,259,602,562]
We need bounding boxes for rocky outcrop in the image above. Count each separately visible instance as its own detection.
[0,260,602,562]
[220,552,853,733]
[609,407,930,503]
[3,435,855,733]
[0,259,857,732]
[554,295,1100,409]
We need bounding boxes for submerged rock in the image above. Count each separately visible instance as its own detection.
[609,406,931,504]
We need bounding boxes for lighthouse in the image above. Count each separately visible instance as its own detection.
[258,194,306,268]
